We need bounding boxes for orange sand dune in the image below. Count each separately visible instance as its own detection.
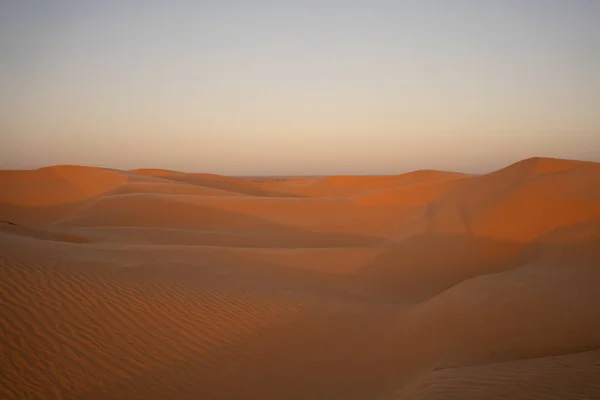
[255,170,470,198]
[1,156,600,399]
[130,167,188,176]
[0,165,127,207]
[132,169,301,197]
[316,170,468,191]
[46,194,381,248]
[351,175,469,207]
[390,157,600,242]
[110,181,246,197]
[0,165,131,226]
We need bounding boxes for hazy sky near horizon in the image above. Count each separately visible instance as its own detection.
[1,0,599,175]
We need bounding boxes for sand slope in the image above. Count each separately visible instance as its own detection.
[0,221,88,243]
[1,156,600,399]
[396,349,600,400]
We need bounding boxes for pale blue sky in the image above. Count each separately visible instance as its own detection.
[1,0,599,175]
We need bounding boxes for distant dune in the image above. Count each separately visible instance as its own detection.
[1,157,599,399]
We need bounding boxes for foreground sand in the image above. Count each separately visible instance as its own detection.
[1,157,600,399]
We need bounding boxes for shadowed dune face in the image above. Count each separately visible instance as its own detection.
[1,157,600,399]
[356,234,523,302]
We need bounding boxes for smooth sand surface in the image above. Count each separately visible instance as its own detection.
[1,156,599,399]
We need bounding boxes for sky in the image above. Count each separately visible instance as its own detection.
[1,0,599,175]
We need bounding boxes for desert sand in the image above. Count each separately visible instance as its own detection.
[1,156,600,399]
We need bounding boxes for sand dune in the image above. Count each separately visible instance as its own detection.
[254,170,469,198]
[315,170,468,192]
[111,181,247,197]
[1,156,600,399]
[0,165,127,207]
[351,175,469,207]
[131,169,302,197]
[385,157,600,242]
[130,168,188,176]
